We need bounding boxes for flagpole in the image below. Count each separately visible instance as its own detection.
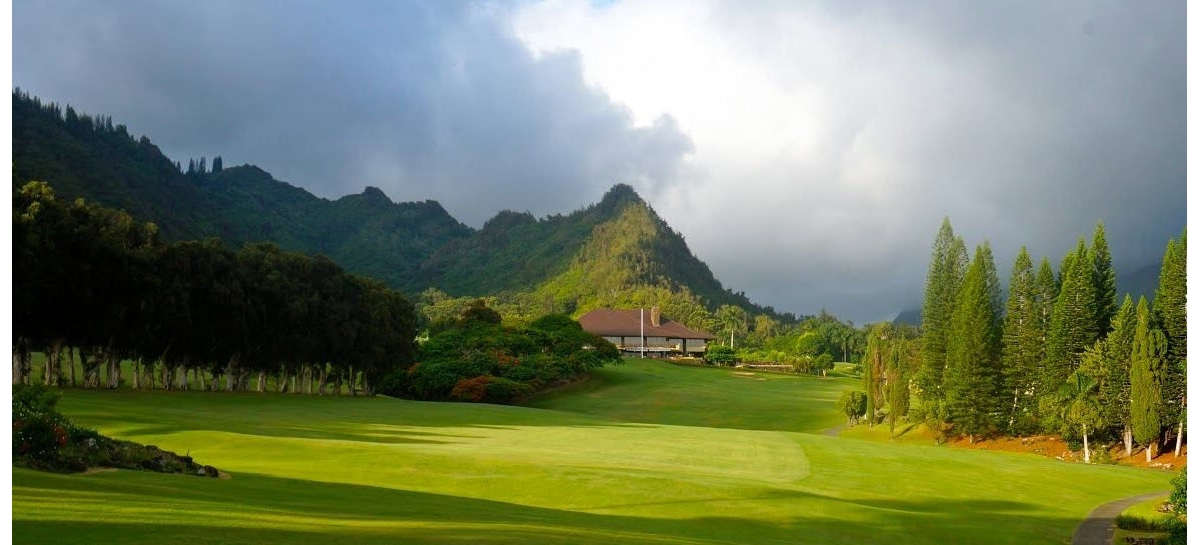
[640,307,645,359]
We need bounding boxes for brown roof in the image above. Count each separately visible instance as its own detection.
[578,308,716,340]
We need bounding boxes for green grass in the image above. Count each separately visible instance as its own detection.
[528,359,857,433]
[14,359,1172,544]
[1116,495,1173,531]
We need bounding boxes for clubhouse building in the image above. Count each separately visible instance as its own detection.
[578,307,716,357]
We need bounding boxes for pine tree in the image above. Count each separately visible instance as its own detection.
[1091,222,1117,337]
[1130,297,1167,462]
[917,218,968,404]
[944,243,1004,441]
[1101,296,1137,455]
[1001,247,1040,433]
[1031,258,1058,398]
[1045,239,1098,399]
[1153,229,1186,455]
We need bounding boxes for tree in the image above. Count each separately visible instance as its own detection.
[814,353,835,377]
[917,218,968,405]
[885,335,915,437]
[1091,295,1136,455]
[837,391,867,426]
[716,305,747,348]
[1154,230,1186,456]
[212,156,223,173]
[943,243,1003,442]
[1045,239,1098,406]
[1054,370,1103,463]
[1130,297,1167,462]
[1001,247,1041,433]
[1090,222,1117,337]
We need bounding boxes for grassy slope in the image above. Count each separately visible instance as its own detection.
[14,360,1171,545]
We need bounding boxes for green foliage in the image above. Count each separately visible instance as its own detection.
[1046,238,1099,396]
[1052,370,1103,461]
[944,243,1004,439]
[1130,297,1166,452]
[1169,467,1186,518]
[1155,230,1187,429]
[1001,247,1043,434]
[917,218,969,405]
[1090,222,1118,337]
[837,391,868,425]
[13,182,418,394]
[401,307,620,403]
[705,345,736,366]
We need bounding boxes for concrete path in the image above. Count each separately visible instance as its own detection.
[822,423,846,437]
[1070,491,1167,545]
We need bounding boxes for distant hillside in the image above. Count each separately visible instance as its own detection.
[12,90,785,324]
[12,90,472,287]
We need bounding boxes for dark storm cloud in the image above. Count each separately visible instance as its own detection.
[12,0,692,226]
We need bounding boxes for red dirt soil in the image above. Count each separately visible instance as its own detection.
[947,435,1186,470]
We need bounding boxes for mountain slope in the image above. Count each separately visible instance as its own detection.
[12,90,472,287]
[12,90,783,324]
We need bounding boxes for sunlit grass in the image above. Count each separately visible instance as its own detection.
[13,359,1171,544]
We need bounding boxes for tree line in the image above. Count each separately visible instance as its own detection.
[877,218,1185,461]
[13,181,418,395]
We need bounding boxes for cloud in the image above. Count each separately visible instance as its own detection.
[12,0,692,226]
[514,0,1185,321]
[13,1,1185,322]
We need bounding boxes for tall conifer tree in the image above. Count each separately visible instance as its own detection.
[1130,297,1167,462]
[1153,229,1186,455]
[944,243,1003,441]
[1001,247,1039,433]
[1091,222,1117,337]
[1046,239,1098,396]
[918,218,968,405]
[1107,295,1137,454]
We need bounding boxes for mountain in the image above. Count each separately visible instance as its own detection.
[12,90,472,288]
[12,90,782,325]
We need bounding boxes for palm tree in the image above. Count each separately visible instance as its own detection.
[1055,370,1103,463]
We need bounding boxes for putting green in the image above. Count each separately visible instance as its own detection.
[13,359,1171,544]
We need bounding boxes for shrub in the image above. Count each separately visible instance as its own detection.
[450,376,492,402]
[836,391,867,425]
[705,345,736,366]
[449,376,534,404]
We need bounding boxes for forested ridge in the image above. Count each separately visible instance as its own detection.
[12,89,784,328]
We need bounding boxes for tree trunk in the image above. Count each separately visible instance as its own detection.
[316,366,328,396]
[1083,432,1090,463]
[225,355,239,392]
[1146,442,1154,463]
[335,371,343,396]
[1175,421,1184,457]
[69,347,77,387]
[256,371,266,393]
[1124,426,1133,457]
[277,372,287,393]
[45,339,64,386]
[347,366,355,397]
[81,348,100,389]
[12,338,31,386]
[179,364,189,390]
[132,360,140,389]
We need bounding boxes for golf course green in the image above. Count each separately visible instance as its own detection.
[13,359,1171,544]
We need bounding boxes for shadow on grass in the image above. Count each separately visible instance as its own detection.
[14,468,1082,545]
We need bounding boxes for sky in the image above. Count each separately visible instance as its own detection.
[12,0,1186,323]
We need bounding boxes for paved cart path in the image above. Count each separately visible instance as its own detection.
[1071,491,1167,545]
